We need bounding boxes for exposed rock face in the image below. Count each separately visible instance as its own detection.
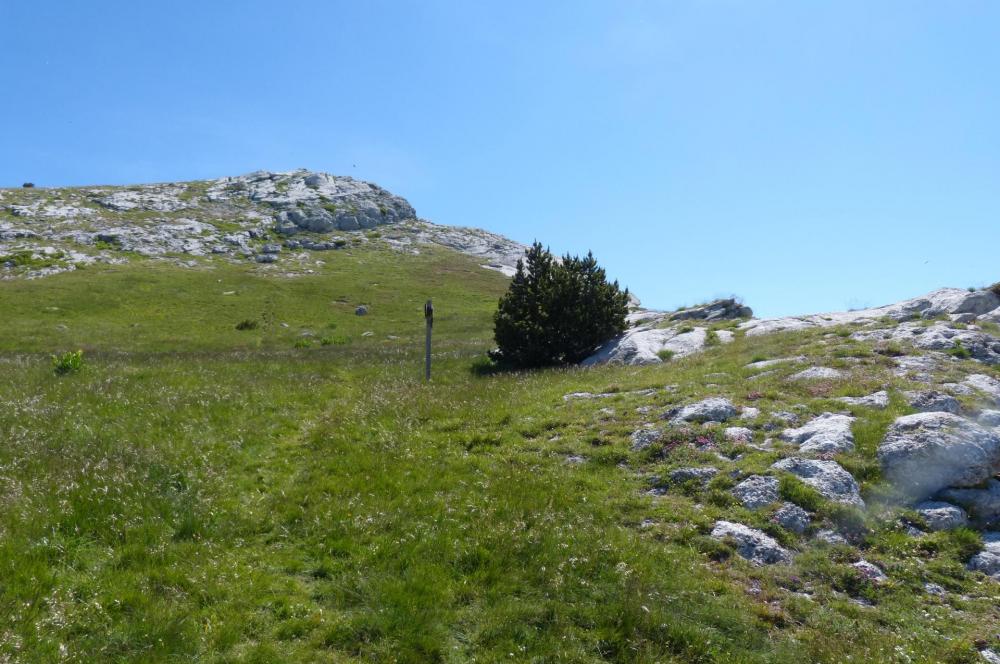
[878,412,1000,501]
[732,475,780,509]
[915,501,970,531]
[772,457,864,507]
[904,390,961,414]
[724,426,754,443]
[779,413,856,454]
[740,287,1000,336]
[962,374,1000,405]
[668,467,719,485]
[853,323,1000,365]
[940,481,1000,528]
[581,325,707,366]
[710,521,791,565]
[669,298,752,322]
[665,398,737,424]
[630,426,662,451]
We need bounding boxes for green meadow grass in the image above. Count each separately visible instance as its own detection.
[0,248,998,662]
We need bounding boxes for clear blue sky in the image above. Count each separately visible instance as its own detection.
[2,1,998,317]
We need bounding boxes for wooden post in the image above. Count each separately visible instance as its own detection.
[424,299,433,381]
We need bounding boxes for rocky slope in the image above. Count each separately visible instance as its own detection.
[0,169,525,278]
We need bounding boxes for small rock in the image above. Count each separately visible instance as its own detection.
[904,390,961,414]
[815,529,848,545]
[255,254,277,263]
[967,532,1000,578]
[789,367,844,381]
[773,503,810,534]
[668,467,719,485]
[780,412,856,454]
[666,397,737,424]
[261,243,282,254]
[739,406,760,420]
[630,426,662,451]
[852,559,888,583]
[940,480,1000,528]
[837,391,889,409]
[361,331,374,337]
[710,521,791,565]
[772,457,864,507]
[732,475,779,509]
[980,649,1000,664]
[355,305,369,316]
[724,426,754,443]
[915,501,969,531]
[923,582,946,596]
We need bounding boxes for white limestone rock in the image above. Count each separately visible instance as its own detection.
[789,367,844,381]
[732,475,779,509]
[915,500,970,531]
[878,412,1000,501]
[666,397,737,424]
[772,457,864,507]
[837,391,889,409]
[710,521,792,565]
[779,413,856,454]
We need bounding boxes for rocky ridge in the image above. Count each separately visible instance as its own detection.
[0,169,526,278]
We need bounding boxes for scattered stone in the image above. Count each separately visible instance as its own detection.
[967,532,1000,578]
[940,481,1000,528]
[355,305,369,316]
[855,322,1000,365]
[815,529,848,545]
[255,254,277,263]
[630,426,662,451]
[666,397,737,424]
[773,503,810,534]
[852,560,888,583]
[667,467,719,485]
[779,413,856,454]
[771,411,800,424]
[724,427,754,443]
[710,521,791,565]
[732,475,779,509]
[261,243,282,254]
[980,648,1000,664]
[772,457,865,507]
[746,356,806,369]
[923,582,946,596]
[739,406,760,420]
[878,412,1000,501]
[904,390,962,414]
[789,367,843,381]
[915,501,970,531]
[837,391,889,409]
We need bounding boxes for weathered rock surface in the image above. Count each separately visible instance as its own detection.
[904,390,961,414]
[963,374,1000,405]
[772,457,864,507]
[853,560,888,583]
[773,503,810,534]
[940,481,1000,528]
[878,412,1000,501]
[724,426,754,443]
[710,521,791,565]
[630,426,662,451]
[582,325,707,366]
[732,475,779,509]
[853,323,1000,365]
[914,500,970,531]
[967,532,1000,578]
[789,367,843,381]
[665,398,737,424]
[668,467,719,485]
[837,391,889,409]
[740,288,1000,336]
[780,413,856,454]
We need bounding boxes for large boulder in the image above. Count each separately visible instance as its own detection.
[772,457,864,507]
[665,397,737,424]
[779,412,855,454]
[710,521,791,565]
[582,325,706,366]
[772,503,810,534]
[878,412,1000,501]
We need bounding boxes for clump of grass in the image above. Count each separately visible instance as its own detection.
[947,341,972,359]
[293,338,313,349]
[235,318,259,331]
[778,475,824,512]
[657,349,675,362]
[51,349,84,375]
[705,329,721,346]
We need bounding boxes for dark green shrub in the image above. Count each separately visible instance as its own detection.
[235,319,259,331]
[492,242,628,368]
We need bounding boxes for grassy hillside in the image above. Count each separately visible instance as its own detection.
[1,248,998,662]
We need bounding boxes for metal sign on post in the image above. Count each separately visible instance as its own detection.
[424,299,434,381]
